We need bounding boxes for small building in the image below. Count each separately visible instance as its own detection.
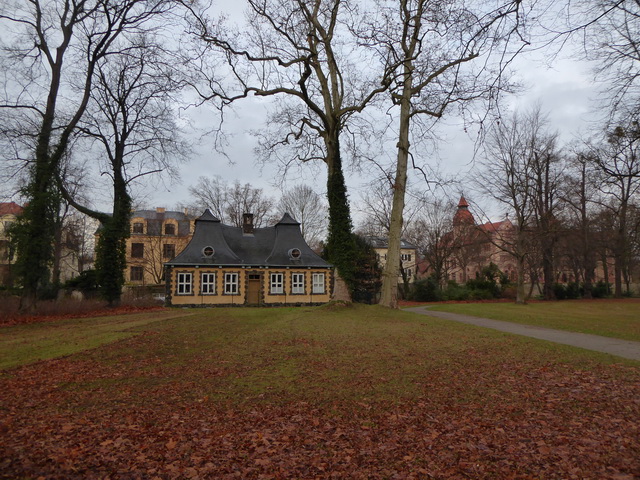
[164,210,333,306]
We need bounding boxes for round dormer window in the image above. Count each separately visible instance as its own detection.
[288,248,301,260]
[202,246,215,257]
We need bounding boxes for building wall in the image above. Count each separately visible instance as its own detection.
[125,209,194,285]
[0,211,19,286]
[166,266,333,306]
[373,247,418,282]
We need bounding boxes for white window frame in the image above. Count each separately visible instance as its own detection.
[224,272,239,295]
[176,272,193,295]
[291,273,305,294]
[270,272,284,294]
[201,272,216,295]
[312,273,325,294]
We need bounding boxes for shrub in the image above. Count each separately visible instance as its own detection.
[592,281,612,298]
[409,276,443,302]
[565,282,583,299]
[463,263,508,300]
[443,281,470,301]
[553,283,567,300]
[64,270,99,293]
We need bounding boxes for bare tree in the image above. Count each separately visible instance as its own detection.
[184,0,394,294]
[225,181,276,228]
[277,185,327,249]
[0,0,178,309]
[367,0,529,308]
[560,150,600,297]
[356,177,425,238]
[404,197,457,288]
[576,0,640,116]
[590,120,640,296]
[476,108,543,304]
[189,176,276,227]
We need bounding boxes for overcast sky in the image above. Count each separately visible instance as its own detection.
[1,0,605,225]
[133,44,601,225]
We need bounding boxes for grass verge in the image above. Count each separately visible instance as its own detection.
[0,310,194,370]
[428,299,640,341]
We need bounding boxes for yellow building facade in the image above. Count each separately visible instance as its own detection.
[165,211,333,307]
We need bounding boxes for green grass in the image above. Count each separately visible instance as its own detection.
[0,310,194,370]
[428,299,640,341]
[2,304,633,409]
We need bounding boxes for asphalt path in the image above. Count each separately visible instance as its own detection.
[405,305,640,361]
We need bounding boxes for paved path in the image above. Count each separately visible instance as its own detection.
[405,306,640,361]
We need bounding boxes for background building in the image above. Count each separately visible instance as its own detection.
[364,236,418,284]
[0,202,23,287]
[126,208,195,285]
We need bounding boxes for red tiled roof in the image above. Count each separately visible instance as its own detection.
[0,202,23,216]
[478,220,511,233]
[453,196,474,226]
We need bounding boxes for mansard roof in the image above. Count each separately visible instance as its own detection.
[363,236,418,250]
[166,210,331,268]
[131,209,193,236]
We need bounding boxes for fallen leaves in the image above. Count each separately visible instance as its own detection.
[1,312,639,479]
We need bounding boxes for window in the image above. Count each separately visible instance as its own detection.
[131,243,144,258]
[132,222,144,234]
[312,273,325,294]
[164,223,176,235]
[176,272,192,295]
[288,248,301,260]
[291,273,305,294]
[401,253,412,262]
[202,246,215,257]
[130,266,144,282]
[224,272,239,295]
[270,273,284,294]
[201,272,216,295]
[163,243,175,259]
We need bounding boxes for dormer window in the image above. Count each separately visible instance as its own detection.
[164,223,176,235]
[202,246,215,257]
[132,222,144,234]
[288,248,301,260]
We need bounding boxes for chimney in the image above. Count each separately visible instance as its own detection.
[243,213,254,235]
[156,207,166,214]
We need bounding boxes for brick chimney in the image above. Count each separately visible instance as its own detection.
[243,213,254,235]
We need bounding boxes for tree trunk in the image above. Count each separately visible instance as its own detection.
[515,255,526,304]
[380,63,412,309]
[95,168,132,307]
[542,246,555,300]
[324,131,355,298]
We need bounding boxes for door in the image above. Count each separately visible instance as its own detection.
[246,273,262,305]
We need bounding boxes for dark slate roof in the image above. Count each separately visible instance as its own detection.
[132,209,192,236]
[363,236,418,250]
[166,210,331,268]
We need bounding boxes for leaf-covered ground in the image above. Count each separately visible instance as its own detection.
[1,305,638,479]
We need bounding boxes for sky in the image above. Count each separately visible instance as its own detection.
[135,46,600,225]
[0,0,605,226]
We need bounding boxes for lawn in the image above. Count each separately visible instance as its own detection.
[429,299,640,341]
[1,304,638,479]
